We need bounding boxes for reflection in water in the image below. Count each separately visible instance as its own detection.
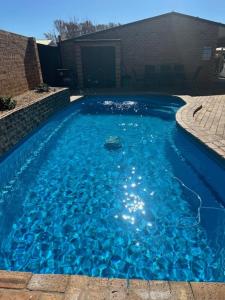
[120,167,147,225]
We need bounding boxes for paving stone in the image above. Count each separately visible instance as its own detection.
[108,278,128,288]
[28,274,69,293]
[149,280,171,300]
[191,282,225,300]
[88,277,109,288]
[79,287,109,300]
[0,270,32,289]
[67,275,89,291]
[39,293,64,300]
[109,288,128,300]
[169,281,194,300]
[65,275,89,300]
[108,281,128,299]
[64,289,82,300]
[127,280,150,300]
[0,289,39,300]
[127,289,150,300]
[128,280,149,289]
[107,279,128,300]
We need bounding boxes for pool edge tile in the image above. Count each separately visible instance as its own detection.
[0,270,32,289]
[27,274,69,293]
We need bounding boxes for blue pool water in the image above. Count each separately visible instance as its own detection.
[0,95,225,281]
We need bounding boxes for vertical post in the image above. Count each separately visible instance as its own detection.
[57,35,63,68]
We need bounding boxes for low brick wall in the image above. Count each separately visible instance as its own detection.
[0,88,70,157]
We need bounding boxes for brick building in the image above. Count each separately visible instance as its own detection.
[60,12,225,89]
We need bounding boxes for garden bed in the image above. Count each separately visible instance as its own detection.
[0,87,64,118]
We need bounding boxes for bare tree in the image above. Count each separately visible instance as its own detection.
[44,19,120,42]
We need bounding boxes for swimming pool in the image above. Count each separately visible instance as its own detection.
[0,95,224,281]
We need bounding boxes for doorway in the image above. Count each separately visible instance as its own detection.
[81,46,116,88]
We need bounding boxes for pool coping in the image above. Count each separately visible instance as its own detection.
[0,270,224,299]
[176,95,225,160]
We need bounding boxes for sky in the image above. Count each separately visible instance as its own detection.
[1,0,225,39]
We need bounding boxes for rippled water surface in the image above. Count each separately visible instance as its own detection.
[0,95,225,281]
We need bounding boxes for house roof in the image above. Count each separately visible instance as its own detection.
[61,11,225,43]
[36,39,55,46]
[74,39,121,43]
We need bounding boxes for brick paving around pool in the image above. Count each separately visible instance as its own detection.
[177,94,225,160]
[0,270,225,299]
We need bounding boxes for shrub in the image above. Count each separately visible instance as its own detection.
[35,83,50,93]
[0,96,16,111]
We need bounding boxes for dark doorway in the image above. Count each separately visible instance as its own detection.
[37,44,61,86]
[82,46,116,88]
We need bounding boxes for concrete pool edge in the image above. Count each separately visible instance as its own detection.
[176,95,225,160]
[0,270,225,299]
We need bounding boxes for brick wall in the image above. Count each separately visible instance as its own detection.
[0,88,70,157]
[0,30,42,97]
[61,13,219,88]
